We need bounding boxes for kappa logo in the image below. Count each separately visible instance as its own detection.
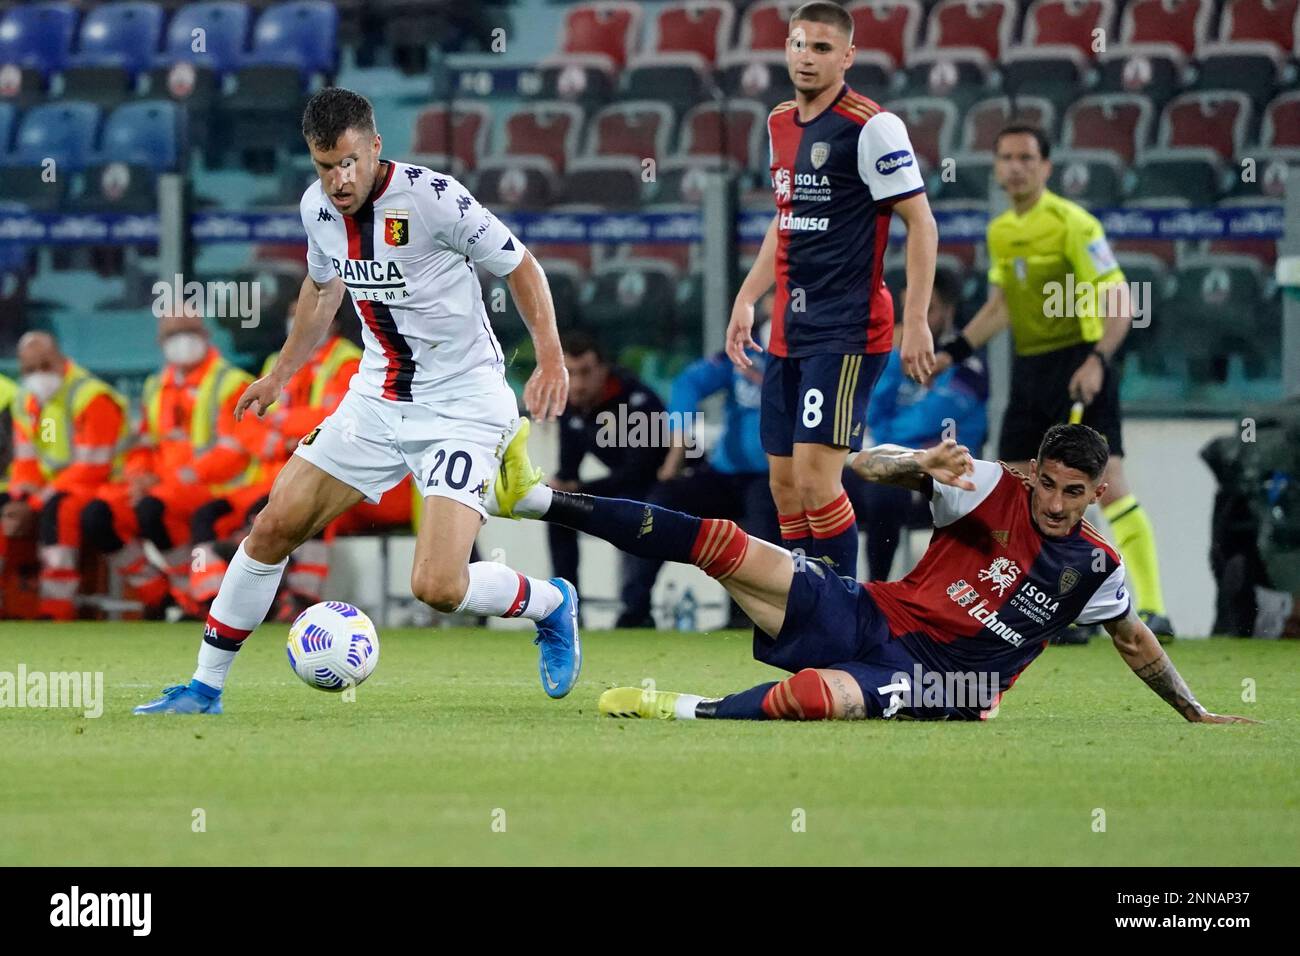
[1058,566,1081,595]
[404,166,424,185]
[317,207,335,222]
[977,556,1021,596]
[300,426,321,447]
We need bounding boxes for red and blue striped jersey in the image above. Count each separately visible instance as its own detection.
[867,460,1130,692]
[767,85,925,358]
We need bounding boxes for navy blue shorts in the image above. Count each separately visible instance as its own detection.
[753,562,984,720]
[760,352,887,456]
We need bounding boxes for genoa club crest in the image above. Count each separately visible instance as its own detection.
[384,209,410,246]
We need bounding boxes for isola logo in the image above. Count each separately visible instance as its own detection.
[875,150,914,175]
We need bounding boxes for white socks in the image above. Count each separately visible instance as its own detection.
[454,561,563,621]
[674,694,703,720]
[194,540,288,690]
[512,484,554,520]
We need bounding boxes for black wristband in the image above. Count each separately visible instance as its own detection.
[941,334,974,364]
[1091,347,1110,371]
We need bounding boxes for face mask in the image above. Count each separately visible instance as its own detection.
[22,371,62,403]
[163,333,207,367]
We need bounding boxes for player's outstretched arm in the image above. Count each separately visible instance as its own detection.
[236,275,344,421]
[507,249,568,422]
[1105,610,1259,723]
[725,214,777,368]
[848,438,976,492]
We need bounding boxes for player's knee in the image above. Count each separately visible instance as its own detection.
[795,471,840,511]
[246,505,305,562]
[768,473,799,513]
[410,568,466,613]
[761,668,834,721]
[690,518,749,579]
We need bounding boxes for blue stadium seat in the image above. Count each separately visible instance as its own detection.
[241,0,338,75]
[63,2,165,103]
[8,101,101,169]
[0,102,14,154]
[98,100,183,171]
[154,0,250,75]
[0,1,78,75]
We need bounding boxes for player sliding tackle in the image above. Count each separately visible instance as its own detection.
[492,424,1254,723]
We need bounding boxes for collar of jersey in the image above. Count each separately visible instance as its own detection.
[794,83,849,128]
[344,160,395,218]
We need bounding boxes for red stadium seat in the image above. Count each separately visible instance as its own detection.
[739,1,802,51]
[679,101,768,170]
[586,101,675,160]
[553,1,642,71]
[962,96,1056,152]
[648,1,733,64]
[846,1,923,70]
[1121,0,1213,57]
[1002,0,1114,104]
[1158,91,1252,162]
[410,104,490,176]
[1063,94,1155,165]
[1262,91,1300,150]
[918,0,1016,63]
[889,96,959,169]
[1196,0,1298,104]
[499,102,584,175]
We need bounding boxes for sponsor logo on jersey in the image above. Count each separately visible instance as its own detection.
[329,257,411,301]
[773,167,792,202]
[947,578,1027,646]
[977,556,1020,596]
[875,150,914,175]
[810,141,830,169]
[779,212,830,232]
[383,209,410,246]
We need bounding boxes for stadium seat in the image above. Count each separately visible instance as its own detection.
[1047,149,1126,207]
[0,1,79,78]
[0,100,13,154]
[645,156,736,205]
[716,50,790,109]
[1001,0,1113,109]
[239,0,337,75]
[96,99,183,170]
[888,97,958,170]
[1127,147,1225,205]
[490,103,584,179]
[738,1,802,51]
[149,1,250,98]
[410,103,491,177]
[1094,46,1185,114]
[1114,252,1174,378]
[1063,94,1154,165]
[586,101,675,161]
[1158,91,1252,163]
[1121,0,1213,58]
[906,0,1015,97]
[61,2,165,104]
[471,157,560,208]
[847,1,921,72]
[579,259,681,351]
[1095,0,1212,111]
[7,100,100,170]
[678,101,768,171]
[539,2,643,105]
[962,96,1056,152]
[1262,91,1300,151]
[933,152,993,204]
[560,156,648,207]
[1166,253,1276,382]
[1195,0,1297,104]
[1220,147,1292,203]
[622,1,733,109]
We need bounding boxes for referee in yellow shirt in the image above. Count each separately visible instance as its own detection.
[930,124,1172,639]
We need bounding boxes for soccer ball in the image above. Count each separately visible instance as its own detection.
[286,601,380,691]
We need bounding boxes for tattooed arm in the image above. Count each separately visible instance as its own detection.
[1105,610,1258,723]
[848,439,977,492]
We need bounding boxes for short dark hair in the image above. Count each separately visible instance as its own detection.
[1036,424,1109,480]
[994,123,1051,161]
[302,87,376,152]
[790,1,854,41]
[561,329,605,363]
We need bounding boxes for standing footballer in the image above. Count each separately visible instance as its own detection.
[134,88,580,714]
[929,124,1173,639]
[726,0,939,578]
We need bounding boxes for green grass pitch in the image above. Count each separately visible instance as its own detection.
[1,622,1296,866]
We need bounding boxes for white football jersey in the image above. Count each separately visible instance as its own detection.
[299,160,525,402]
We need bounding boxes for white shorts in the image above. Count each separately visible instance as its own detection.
[293,383,518,519]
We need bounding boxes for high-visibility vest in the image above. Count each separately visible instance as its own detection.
[261,336,362,409]
[142,356,255,491]
[0,373,17,492]
[14,363,129,483]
